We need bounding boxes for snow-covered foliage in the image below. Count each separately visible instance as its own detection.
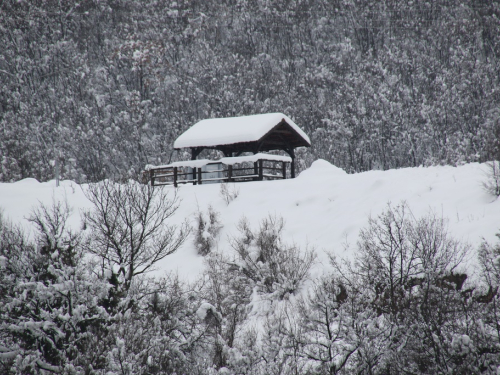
[230,216,316,299]
[1,0,500,182]
[194,205,223,256]
[0,204,113,373]
[0,185,201,374]
[219,183,240,206]
[483,161,500,197]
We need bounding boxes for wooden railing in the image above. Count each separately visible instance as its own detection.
[143,159,289,187]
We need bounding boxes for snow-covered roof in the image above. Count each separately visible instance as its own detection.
[173,113,311,149]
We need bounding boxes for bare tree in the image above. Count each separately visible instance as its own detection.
[82,181,189,291]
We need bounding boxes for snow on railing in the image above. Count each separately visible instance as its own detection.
[143,154,292,187]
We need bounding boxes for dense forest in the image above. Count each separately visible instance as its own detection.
[1,0,499,182]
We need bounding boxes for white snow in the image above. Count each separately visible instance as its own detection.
[196,302,218,320]
[1,161,499,283]
[173,113,311,149]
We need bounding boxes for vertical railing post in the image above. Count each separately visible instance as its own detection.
[228,164,233,182]
[282,161,286,179]
[150,169,155,186]
[258,159,263,180]
[198,167,202,185]
[253,162,258,180]
[193,167,197,185]
[174,167,178,187]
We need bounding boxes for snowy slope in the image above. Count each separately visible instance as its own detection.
[1,161,499,281]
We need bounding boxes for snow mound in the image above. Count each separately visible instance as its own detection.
[14,178,40,185]
[299,159,347,177]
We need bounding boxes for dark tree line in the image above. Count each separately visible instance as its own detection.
[1,0,500,182]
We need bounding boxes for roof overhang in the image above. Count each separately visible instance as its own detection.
[173,113,310,153]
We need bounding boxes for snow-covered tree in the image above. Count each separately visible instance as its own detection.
[0,202,112,373]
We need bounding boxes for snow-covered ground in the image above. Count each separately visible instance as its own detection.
[1,161,499,281]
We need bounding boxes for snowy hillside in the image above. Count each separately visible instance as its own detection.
[1,160,498,280]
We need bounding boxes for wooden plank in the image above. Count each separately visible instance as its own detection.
[262,167,283,172]
[232,174,258,179]
[202,168,225,173]
[153,174,174,179]
[202,177,229,182]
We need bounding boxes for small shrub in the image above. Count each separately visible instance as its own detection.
[194,206,223,256]
[220,183,240,205]
[230,216,316,299]
[483,160,500,197]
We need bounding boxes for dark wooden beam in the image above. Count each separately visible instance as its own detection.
[283,147,295,178]
[191,147,203,160]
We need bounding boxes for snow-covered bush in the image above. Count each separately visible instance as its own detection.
[219,183,240,206]
[483,160,500,197]
[103,275,206,375]
[0,202,112,374]
[197,215,316,373]
[194,205,223,256]
[476,234,500,372]
[328,202,485,374]
[286,277,358,374]
[230,216,316,299]
[197,251,253,371]
[0,187,199,374]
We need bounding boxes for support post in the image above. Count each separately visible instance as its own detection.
[283,147,296,179]
[150,169,155,186]
[174,167,178,187]
[191,147,202,160]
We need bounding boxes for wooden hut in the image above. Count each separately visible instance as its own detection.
[144,113,311,186]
